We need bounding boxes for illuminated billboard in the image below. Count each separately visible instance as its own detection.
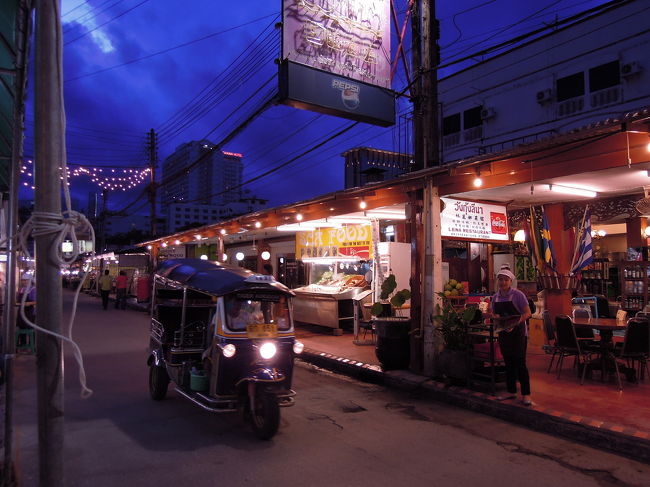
[440,198,510,243]
[280,0,394,127]
[282,0,391,88]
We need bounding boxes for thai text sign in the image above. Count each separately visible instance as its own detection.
[296,224,373,260]
[440,197,509,242]
[282,0,391,89]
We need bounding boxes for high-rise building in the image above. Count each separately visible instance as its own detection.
[160,140,266,233]
[161,140,244,212]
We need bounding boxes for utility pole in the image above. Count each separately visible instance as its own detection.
[147,128,158,237]
[98,188,108,254]
[34,0,65,485]
[409,0,440,374]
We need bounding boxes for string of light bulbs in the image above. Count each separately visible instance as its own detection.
[20,159,151,192]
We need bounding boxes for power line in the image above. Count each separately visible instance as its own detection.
[64,12,278,82]
[64,0,151,46]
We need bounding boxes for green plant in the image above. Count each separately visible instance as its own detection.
[370,274,411,316]
[433,292,477,351]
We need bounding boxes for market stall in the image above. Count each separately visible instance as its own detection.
[292,223,372,334]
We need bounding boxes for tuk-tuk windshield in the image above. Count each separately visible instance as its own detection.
[225,292,291,332]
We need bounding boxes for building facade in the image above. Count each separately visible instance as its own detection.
[343,147,412,189]
[161,140,244,210]
[438,0,649,162]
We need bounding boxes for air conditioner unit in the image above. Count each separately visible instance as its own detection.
[480,107,496,120]
[536,89,553,104]
[621,61,642,78]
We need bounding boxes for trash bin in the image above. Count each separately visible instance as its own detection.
[136,275,151,303]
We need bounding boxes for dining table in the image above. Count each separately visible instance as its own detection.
[573,317,628,387]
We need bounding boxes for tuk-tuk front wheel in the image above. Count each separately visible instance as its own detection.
[149,364,169,401]
[249,391,280,440]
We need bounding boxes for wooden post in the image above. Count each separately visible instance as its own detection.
[544,204,573,320]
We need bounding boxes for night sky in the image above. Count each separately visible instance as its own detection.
[20,0,610,217]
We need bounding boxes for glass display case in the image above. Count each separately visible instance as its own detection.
[292,260,371,334]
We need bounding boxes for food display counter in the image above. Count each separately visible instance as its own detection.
[292,263,369,334]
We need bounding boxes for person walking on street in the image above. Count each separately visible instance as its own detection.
[115,271,128,310]
[491,268,533,406]
[98,270,112,310]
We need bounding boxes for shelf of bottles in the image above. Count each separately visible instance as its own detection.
[581,258,609,295]
[620,262,650,311]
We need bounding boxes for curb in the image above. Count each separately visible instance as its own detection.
[299,348,650,464]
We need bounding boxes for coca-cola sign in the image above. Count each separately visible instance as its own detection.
[490,212,507,234]
[440,197,510,242]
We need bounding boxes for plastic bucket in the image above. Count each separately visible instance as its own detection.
[190,370,208,391]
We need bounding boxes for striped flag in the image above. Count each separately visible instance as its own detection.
[571,208,593,273]
[541,206,557,270]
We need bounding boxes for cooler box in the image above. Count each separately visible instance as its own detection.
[136,276,151,302]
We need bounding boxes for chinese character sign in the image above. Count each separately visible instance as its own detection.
[282,0,391,89]
[440,198,510,242]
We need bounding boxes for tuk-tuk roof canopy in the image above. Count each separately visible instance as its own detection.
[155,259,293,297]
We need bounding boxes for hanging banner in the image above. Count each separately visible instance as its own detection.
[296,224,373,260]
[440,197,510,243]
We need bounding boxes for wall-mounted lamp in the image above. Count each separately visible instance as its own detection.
[644,226,650,238]
[220,228,227,235]
[591,229,607,238]
[473,168,483,188]
[547,184,597,198]
[174,239,181,246]
[359,199,367,209]
[513,229,526,242]
[195,234,202,240]
[235,252,245,261]
[261,251,271,261]
[146,245,152,250]
[161,242,168,248]
[200,254,208,260]
[222,253,228,261]
[296,213,303,221]
[255,221,262,228]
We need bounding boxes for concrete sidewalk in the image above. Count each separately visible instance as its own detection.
[123,295,650,464]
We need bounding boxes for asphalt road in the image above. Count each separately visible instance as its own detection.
[10,290,650,486]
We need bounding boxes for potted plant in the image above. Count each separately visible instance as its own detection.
[434,292,477,381]
[371,274,412,370]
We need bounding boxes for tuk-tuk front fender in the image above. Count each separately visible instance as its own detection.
[147,349,164,367]
[235,367,285,388]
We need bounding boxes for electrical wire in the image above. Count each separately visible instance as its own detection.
[64,12,278,83]
[64,0,151,46]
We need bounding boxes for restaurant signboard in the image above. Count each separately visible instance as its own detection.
[296,224,373,260]
[440,197,510,243]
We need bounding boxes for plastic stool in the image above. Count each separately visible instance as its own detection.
[16,328,36,354]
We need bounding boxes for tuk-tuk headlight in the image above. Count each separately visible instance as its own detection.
[222,343,236,358]
[293,340,304,354]
[259,342,277,360]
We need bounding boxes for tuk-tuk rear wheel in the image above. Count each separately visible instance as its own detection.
[250,392,280,440]
[149,364,169,401]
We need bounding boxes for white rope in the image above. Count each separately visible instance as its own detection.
[13,205,96,399]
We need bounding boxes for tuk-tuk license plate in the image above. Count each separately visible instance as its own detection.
[246,323,278,338]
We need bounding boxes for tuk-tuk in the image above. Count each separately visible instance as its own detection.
[147,258,303,439]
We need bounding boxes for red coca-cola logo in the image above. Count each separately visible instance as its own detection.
[490,212,507,234]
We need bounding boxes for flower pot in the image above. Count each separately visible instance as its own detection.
[374,317,410,370]
[438,349,469,381]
